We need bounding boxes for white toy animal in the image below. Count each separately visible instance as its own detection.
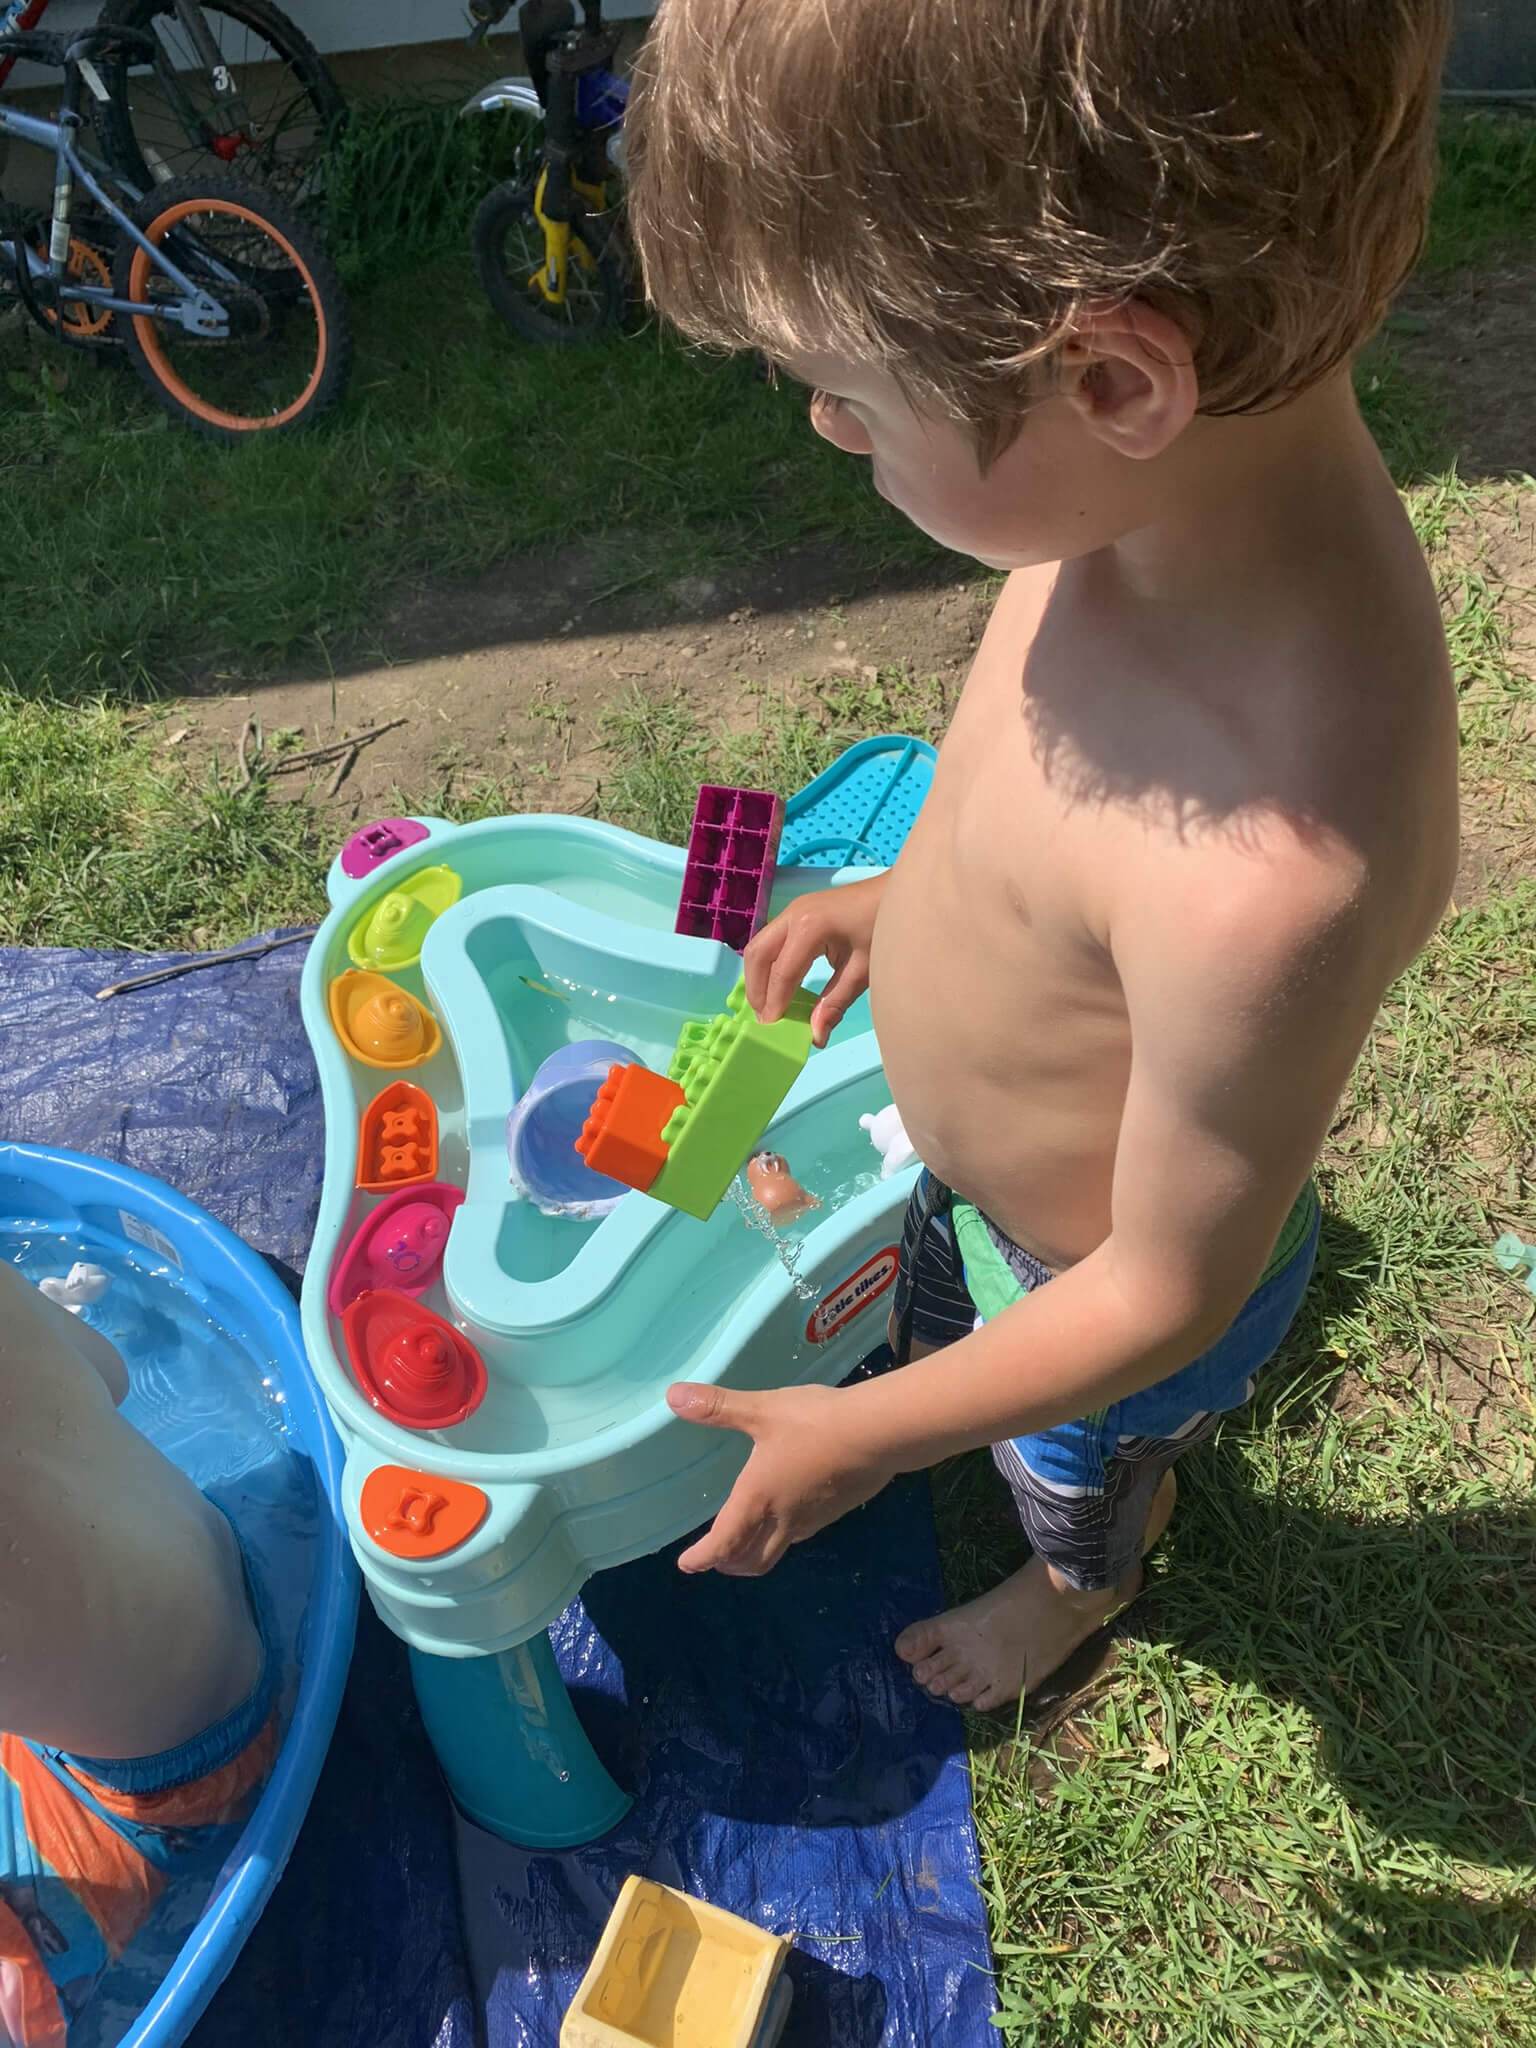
[38,1262,112,1315]
[859,1105,919,1180]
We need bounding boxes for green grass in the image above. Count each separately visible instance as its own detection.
[958,881,1536,2047]
[598,669,953,847]
[0,261,937,703]
[0,690,326,946]
[317,94,536,285]
[7,100,1528,706]
[1425,109,1536,273]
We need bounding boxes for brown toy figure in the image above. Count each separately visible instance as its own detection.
[744,1150,821,1226]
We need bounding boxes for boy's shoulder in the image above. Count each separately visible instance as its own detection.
[975,538,1457,989]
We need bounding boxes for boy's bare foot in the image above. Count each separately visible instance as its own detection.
[894,1470,1176,1712]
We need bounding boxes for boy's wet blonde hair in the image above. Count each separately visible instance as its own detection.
[626,0,1451,453]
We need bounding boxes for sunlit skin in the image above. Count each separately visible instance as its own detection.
[0,1266,261,1755]
[666,306,1458,1707]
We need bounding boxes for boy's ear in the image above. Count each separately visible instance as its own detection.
[1055,300,1199,459]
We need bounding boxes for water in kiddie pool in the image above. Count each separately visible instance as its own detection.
[2,1227,320,2048]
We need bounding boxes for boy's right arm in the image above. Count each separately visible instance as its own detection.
[744,871,888,1045]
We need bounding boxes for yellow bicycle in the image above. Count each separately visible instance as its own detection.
[462,0,628,345]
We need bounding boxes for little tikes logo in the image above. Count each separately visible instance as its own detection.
[806,1247,899,1345]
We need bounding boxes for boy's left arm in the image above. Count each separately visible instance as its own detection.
[668,854,1388,1575]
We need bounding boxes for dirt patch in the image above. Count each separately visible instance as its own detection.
[170,275,1536,899]
[1400,261,1536,482]
[1441,487,1536,906]
[174,540,988,824]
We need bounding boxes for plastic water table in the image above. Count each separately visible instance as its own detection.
[299,740,935,1849]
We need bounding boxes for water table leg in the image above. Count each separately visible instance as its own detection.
[409,1631,632,1848]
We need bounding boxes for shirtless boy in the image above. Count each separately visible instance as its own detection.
[623,0,1459,1710]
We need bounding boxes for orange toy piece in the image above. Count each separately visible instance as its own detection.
[329,969,442,1070]
[357,1080,439,1192]
[360,1464,489,1560]
[575,1065,686,1194]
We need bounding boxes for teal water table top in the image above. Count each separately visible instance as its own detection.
[300,759,932,1661]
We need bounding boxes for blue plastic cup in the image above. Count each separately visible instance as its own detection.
[506,1040,639,1216]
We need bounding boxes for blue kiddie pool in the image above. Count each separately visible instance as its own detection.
[0,1144,358,2048]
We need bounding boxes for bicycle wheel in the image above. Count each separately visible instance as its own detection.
[95,0,343,207]
[113,172,350,439]
[471,177,626,345]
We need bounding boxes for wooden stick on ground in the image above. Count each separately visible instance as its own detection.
[236,718,407,788]
[93,927,319,1001]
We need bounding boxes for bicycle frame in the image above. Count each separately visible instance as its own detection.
[0,88,230,333]
[460,0,625,310]
[0,0,52,91]
[1,0,258,155]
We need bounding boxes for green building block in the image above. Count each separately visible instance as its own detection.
[645,976,815,1220]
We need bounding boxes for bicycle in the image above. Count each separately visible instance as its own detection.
[462,0,630,345]
[0,0,342,204]
[0,24,350,437]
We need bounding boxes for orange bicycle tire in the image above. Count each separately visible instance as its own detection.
[125,191,334,432]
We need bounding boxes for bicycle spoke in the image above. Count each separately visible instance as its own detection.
[107,2,337,203]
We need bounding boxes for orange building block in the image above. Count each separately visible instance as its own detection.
[575,1065,686,1194]
[357,1080,439,1192]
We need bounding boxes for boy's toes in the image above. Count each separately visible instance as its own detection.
[894,1616,944,1666]
[970,1675,1018,1714]
[910,1646,962,1690]
[936,1664,986,1705]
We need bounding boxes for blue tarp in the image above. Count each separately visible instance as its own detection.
[1,936,996,2048]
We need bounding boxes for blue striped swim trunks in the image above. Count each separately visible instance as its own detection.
[890,1176,1320,1589]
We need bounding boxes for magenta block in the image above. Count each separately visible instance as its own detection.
[340,817,431,880]
[675,786,784,950]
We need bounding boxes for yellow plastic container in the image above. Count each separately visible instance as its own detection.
[561,1877,792,2048]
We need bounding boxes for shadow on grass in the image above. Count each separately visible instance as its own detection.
[1165,1480,1536,1870]
[941,1209,1536,1892]
[1316,1876,1536,1985]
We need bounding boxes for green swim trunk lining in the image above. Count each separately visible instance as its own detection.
[951,1180,1321,1326]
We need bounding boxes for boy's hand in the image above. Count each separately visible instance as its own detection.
[666,1380,893,1574]
[744,873,886,1047]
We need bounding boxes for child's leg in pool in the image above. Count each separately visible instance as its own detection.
[0,1268,261,1759]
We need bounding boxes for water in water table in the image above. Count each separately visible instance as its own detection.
[300,759,931,1850]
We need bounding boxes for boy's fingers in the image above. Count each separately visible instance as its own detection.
[761,930,821,1024]
[678,1502,783,1577]
[810,950,869,1045]
[666,1381,760,1435]
[742,920,788,1017]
